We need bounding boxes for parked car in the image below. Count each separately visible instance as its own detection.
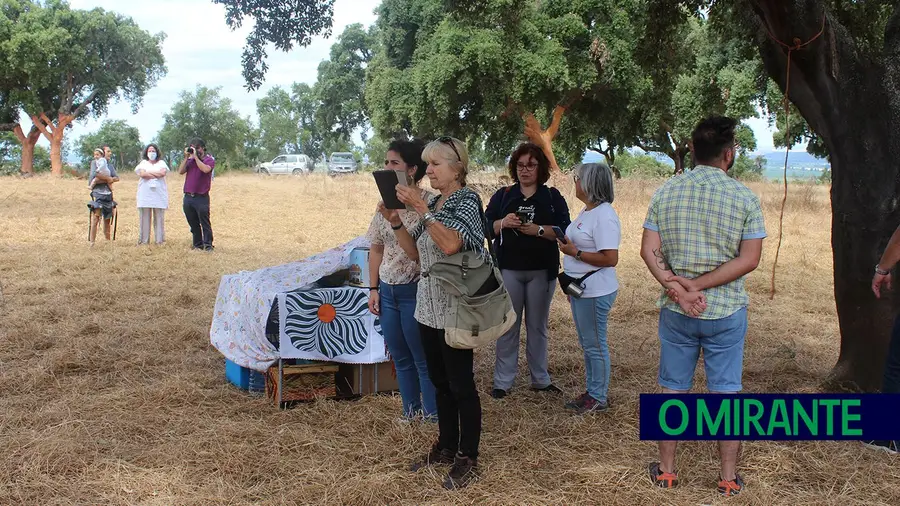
[327,152,358,175]
[256,154,313,175]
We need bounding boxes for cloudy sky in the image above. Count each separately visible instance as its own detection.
[55,0,777,155]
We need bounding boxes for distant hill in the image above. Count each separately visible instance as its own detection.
[582,148,828,169]
[759,150,828,167]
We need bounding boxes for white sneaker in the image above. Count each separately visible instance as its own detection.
[862,440,899,454]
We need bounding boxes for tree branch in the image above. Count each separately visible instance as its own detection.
[31,115,53,140]
[0,122,16,132]
[72,89,100,118]
[659,119,674,135]
[65,74,77,113]
[748,1,851,150]
[499,98,521,120]
[11,124,40,145]
[558,88,583,109]
[545,105,566,141]
[58,113,75,130]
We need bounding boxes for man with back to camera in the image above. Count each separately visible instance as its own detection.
[640,116,766,497]
[178,137,216,251]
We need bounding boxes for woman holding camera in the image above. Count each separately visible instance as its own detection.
[367,139,437,422]
[484,142,570,399]
[386,137,486,490]
[557,162,620,415]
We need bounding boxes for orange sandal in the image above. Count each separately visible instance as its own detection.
[717,473,745,496]
[648,462,678,488]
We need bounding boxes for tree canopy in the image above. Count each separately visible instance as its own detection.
[0,0,166,174]
[158,86,252,169]
[213,0,336,90]
[257,86,301,160]
[76,120,143,170]
[364,0,766,173]
[314,23,376,153]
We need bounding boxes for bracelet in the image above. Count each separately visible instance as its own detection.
[369,287,379,292]
[391,222,403,231]
[875,265,891,276]
[423,212,436,225]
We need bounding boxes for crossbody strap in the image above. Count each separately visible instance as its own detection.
[576,269,602,283]
[476,194,499,264]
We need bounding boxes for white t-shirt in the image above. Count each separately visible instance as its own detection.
[134,160,170,209]
[562,203,621,298]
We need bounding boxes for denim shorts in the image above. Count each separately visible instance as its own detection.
[657,307,747,393]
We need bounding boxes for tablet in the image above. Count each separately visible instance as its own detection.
[373,170,409,209]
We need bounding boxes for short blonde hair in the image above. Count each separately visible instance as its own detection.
[422,137,469,186]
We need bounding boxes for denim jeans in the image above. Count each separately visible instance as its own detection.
[570,291,618,403]
[884,314,900,394]
[657,308,747,392]
[379,281,437,418]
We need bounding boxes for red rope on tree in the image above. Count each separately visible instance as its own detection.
[766,15,826,300]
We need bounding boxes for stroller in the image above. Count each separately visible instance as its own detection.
[87,189,118,241]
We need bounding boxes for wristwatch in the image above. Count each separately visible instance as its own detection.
[576,250,583,261]
[875,264,891,276]
[537,226,545,237]
[423,212,436,225]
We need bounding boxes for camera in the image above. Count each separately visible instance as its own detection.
[515,210,532,224]
[563,281,585,298]
[186,147,195,155]
[557,272,586,298]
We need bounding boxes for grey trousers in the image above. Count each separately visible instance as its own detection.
[493,269,555,390]
[138,207,165,244]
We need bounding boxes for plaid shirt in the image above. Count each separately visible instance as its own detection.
[643,165,767,320]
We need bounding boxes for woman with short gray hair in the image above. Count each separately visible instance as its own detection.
[556,162,621,414]
[386,136,487,489]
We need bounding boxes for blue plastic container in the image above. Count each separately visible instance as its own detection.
[225,358,266,394]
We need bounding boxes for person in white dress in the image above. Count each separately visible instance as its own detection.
[134,143,169,244]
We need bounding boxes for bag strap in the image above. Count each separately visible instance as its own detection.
[476,194,499,264]
[577,269,602,283]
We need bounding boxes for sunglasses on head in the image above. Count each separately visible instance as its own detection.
[437,136,461,161]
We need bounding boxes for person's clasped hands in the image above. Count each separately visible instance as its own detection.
[665,275,708,318]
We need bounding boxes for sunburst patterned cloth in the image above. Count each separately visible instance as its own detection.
[278,287,387,364]
[210,236,371,372]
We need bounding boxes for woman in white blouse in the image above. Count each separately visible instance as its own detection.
[134,143,169,244]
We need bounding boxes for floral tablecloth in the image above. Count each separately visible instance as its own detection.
[210,236,370,372]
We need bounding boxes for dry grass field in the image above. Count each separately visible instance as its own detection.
[1,171,897,506]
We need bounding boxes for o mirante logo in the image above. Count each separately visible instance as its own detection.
[640,394,900,441]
